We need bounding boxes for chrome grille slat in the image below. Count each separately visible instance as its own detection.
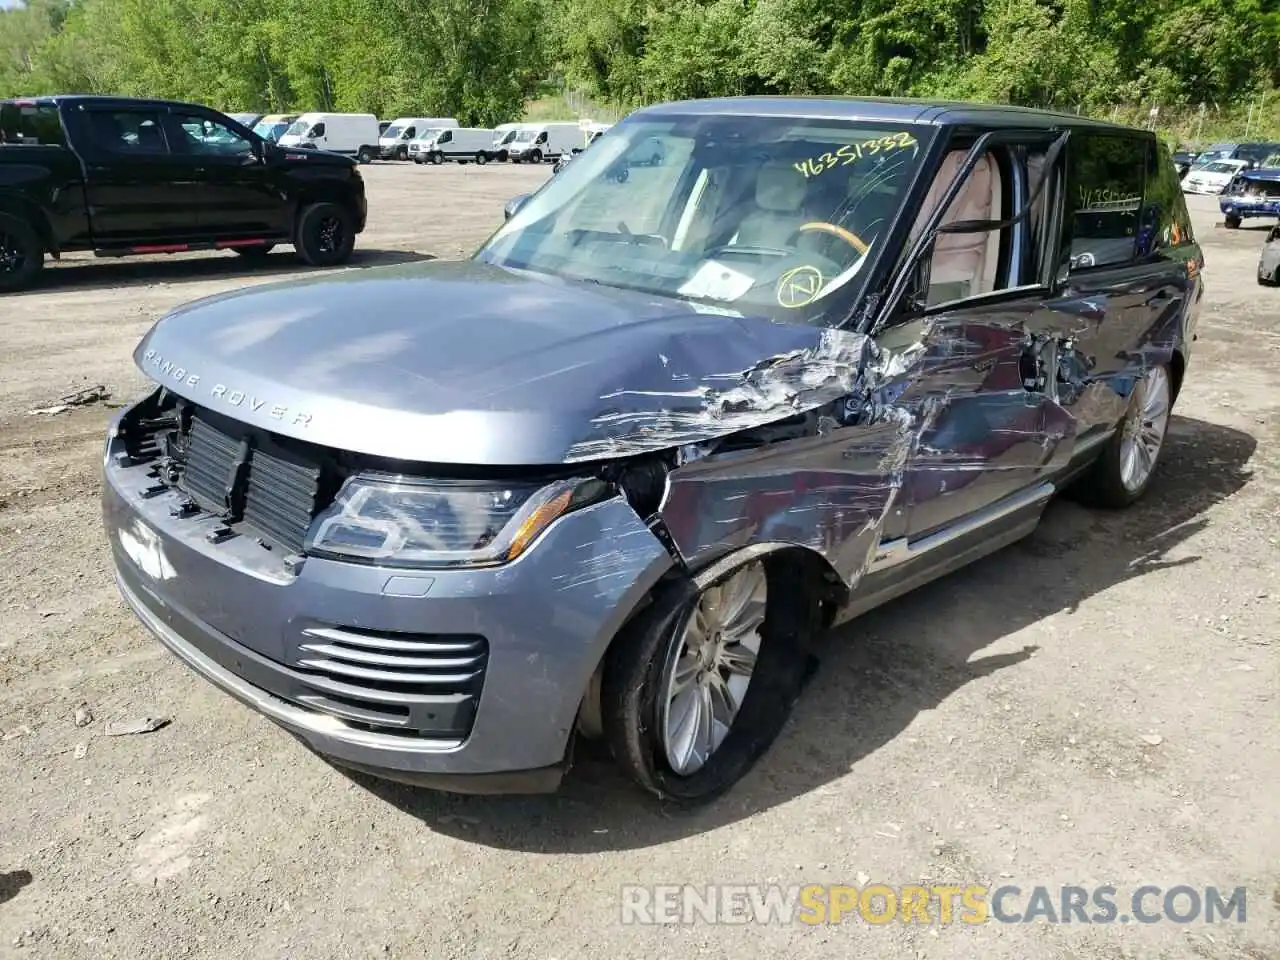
[299,641,484,672]
[301,625,481,654]
[296,657,482,687]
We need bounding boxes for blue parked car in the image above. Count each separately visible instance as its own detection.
[1219,169,1280,228]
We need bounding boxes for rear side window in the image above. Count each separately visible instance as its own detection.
[0,102,65,146]
[1061,132,1145,271]
[1143,141,1195,253]
[86,110,169,155]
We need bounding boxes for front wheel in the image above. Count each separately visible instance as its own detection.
[294,201,355,267]
[476,152,489,165]
[1225,214,1242,229]
[528,149,543,164]
[602,554,819,805]
[395,145,408,162]
[429,151,443,165]
[1072,364,1173,508]
[356,146,374,164]
[0,213,44,293]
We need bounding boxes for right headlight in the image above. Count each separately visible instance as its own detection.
[303,474,612,568]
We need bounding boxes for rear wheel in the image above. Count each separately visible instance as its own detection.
[1225,214,1242,229]
[294,202,355,267]
[1072,364,1173,508]
[356,146,375,164]
[0,213,44,293]
[602,554,819,805]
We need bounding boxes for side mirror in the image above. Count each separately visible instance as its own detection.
[504,193,531,221]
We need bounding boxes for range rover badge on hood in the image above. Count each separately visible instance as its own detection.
[142,350,313,427]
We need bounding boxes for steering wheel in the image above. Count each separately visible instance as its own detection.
[788,221,870,256]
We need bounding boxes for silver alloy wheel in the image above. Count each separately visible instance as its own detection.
[1119,366,1171,492]
[659,561,766,775]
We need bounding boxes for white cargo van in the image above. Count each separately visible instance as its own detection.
[277,113,380,162]
[418,127,498,164]
[507,122,580,163]
[378,117,458,160]
[490,123,529,161]
[408,127,448,163]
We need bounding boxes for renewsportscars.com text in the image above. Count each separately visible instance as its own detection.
[620,884,1248,926]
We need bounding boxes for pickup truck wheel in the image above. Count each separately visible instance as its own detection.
[601,554,818,805]
[1072,364,1173,508]
[0,214,43,292]
[295,202,355,267]
[356,147,375,164]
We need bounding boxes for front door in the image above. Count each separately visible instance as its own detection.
[65,104,205,244]
[165,111,287,239]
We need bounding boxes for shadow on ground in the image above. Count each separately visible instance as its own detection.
[0,870,32,906]
[10,248,433,296]
[346,415,1257,852]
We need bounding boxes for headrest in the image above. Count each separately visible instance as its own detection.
[755,161,807,213]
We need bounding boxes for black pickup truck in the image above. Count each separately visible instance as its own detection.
[0,95,368,292]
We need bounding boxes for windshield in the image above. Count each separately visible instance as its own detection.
[1205,161,1238,174]
[497,129,519,145]
[383,125,403,139]
[284,120,310,137]
[415,127,440,142]
[477,115,932,325]
[514,129,536,143]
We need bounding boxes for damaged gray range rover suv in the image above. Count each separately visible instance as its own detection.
[103,97,1202,803]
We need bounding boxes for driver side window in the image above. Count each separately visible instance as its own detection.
[173,114,253,156]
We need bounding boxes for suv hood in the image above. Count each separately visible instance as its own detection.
[133,259,876,465]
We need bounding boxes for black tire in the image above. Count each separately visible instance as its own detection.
[1071,364,1174,509]
[413,156,423,164]
[0,213,44,293]
[1258,268,1276,286]
[294,201,355,267]
[497,150,509,162]
[429,151,443,165]
[529,148,543,164]
[232,244,275,260]
[1225,214,1242,229]
[601,552,820,805]
[394,145,408,162]
[356,146,375,164]
[476,152,489,165]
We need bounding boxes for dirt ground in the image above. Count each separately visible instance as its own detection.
[0,162,1277,960]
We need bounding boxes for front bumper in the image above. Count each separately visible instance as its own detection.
[1220,199,1280,219]
[102,420,673,792]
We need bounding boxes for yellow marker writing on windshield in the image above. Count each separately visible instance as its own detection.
[794,132,918,179]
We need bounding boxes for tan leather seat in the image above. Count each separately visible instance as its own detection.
[910,150,1003,302]
[731,161,810,247]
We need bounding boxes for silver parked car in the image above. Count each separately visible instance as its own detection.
[1258,225,1280,285]
[103,97,1201,804]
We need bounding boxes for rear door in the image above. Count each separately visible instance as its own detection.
[164,110,286,238]
[1037,131,1163,448]
[64,103,205,244]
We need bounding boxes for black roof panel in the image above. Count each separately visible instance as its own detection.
[633,96,1139,133]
